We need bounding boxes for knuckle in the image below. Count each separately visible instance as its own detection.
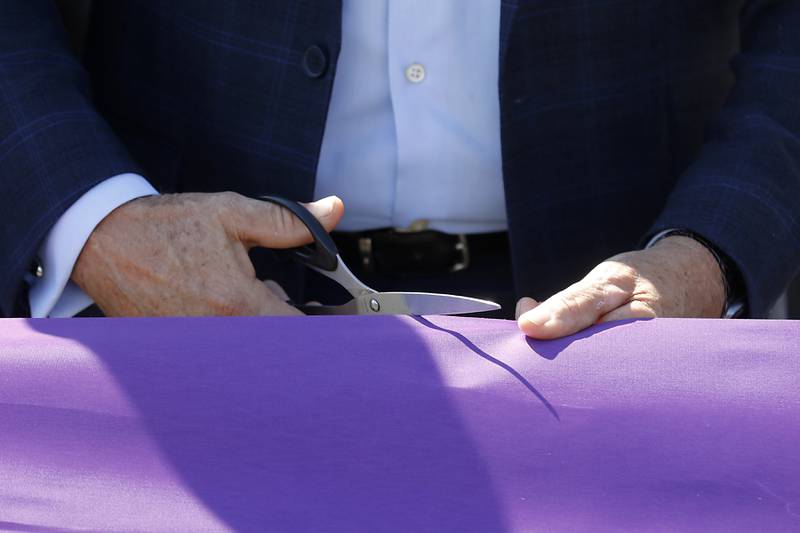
[218,190,242,203]
[268,205,300,236]
[554,293,577,314]
[210,192,243,225]
[605,265,638,290]
[551,290,584,320]
[548,280,614,324]
[215,191,246,216]
[632,299,659,318]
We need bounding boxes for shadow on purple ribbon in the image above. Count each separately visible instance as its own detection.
[26,316,510,533]
[413,315,561,421]
[527,318,649,360]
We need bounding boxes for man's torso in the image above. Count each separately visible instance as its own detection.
[84,0,743,299]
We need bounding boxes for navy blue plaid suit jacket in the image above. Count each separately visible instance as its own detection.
[2,0,799,317]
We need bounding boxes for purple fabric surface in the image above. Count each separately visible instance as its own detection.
[0,316,798,532]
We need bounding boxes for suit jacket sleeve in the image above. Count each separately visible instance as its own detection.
[649,0,800,317]
[0,0,141,316]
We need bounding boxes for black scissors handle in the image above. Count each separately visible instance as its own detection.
[258,196,339,272]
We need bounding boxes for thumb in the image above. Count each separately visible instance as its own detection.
[235,195,344,249]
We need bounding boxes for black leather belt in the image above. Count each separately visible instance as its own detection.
[332,228,509,276]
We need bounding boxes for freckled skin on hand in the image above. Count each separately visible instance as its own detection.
[71,192,344,317]
[517,236,726,339]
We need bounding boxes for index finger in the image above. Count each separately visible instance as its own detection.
[517,277,632,339]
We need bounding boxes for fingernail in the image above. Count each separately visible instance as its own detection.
[515,297,539,319]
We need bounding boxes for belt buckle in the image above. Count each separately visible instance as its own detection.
[451,234,470,273]
[358,236,374,271]
[357,219,471,274]
[395,219,431,234]
[358,219,433,272]
[397,220,470,273]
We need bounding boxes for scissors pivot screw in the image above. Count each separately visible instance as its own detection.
[369,298,381,312]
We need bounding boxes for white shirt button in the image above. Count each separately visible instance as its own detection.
[405,63,426,84]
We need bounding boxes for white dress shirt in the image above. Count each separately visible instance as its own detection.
[29,0,505,317]
[315,0,506,234]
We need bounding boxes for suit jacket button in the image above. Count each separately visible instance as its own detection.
[302,45,328,78]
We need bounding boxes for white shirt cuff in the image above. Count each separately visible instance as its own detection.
[28,173,159,318]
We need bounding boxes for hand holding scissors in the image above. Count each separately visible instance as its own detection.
[260,196,501,316]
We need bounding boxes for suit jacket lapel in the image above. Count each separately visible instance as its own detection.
[499,0,519,72]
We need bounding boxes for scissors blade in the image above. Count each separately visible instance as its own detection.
[354,292,501,316]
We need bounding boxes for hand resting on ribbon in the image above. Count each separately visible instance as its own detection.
[516,236,727,339]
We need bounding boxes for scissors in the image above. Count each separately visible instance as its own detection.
[260,196,502,316]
